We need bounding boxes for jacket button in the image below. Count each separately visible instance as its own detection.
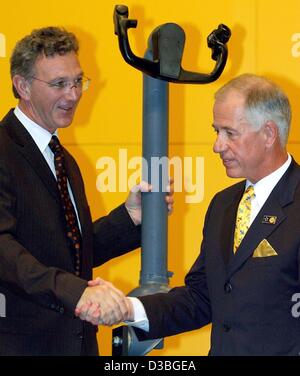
[59,307,64,314]
[224,282,232,293]
[223,324,231,332]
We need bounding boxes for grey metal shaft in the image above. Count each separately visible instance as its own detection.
[140,72,169,287]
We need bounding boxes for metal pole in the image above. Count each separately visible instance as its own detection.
[112,7,231,355]
[140,72,169,290]
[129,50,170,297]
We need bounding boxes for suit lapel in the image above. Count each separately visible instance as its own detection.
[1,109,60,202]
[4,109,89,226]
[64,149,93,275]
[220,187,244,265]
[226,199,285,279]
[64,150,86,227]
[226,160,300,280]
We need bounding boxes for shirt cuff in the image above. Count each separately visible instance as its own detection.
[125,297,149,332]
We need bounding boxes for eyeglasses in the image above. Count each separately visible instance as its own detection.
[30,76,91,92]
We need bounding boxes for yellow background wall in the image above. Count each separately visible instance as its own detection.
[1,0,300,355]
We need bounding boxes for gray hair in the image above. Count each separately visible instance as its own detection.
[215,73,291,146]
[10,26,79,98]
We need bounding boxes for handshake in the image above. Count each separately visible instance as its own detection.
[75,277,134,326]
[75,179,174,327]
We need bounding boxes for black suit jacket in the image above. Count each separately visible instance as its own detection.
[0,109,141,355]
[137,159,300,355]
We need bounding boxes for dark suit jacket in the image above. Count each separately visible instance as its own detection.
[0,109,141,355]
[137,159,300,355]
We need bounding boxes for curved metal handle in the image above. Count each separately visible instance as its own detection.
[113,4,160,76]
[113,4,231,84]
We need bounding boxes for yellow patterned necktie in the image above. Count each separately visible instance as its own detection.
[233,185,255,253]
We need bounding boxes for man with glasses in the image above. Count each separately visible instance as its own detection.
[0,26,172,355]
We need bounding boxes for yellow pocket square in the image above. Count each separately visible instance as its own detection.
[252,239,278,257]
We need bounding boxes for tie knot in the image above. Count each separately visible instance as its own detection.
[49,135,62,155]
[243,185,255,201]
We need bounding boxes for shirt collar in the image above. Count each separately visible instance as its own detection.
[14,106,58,153]
[245,153,292,205]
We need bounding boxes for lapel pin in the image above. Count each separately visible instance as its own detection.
[262,215,277,225]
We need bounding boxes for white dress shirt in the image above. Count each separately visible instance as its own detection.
[247,153,291,225]
[128,153,292,332]
[14,106,81,231]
